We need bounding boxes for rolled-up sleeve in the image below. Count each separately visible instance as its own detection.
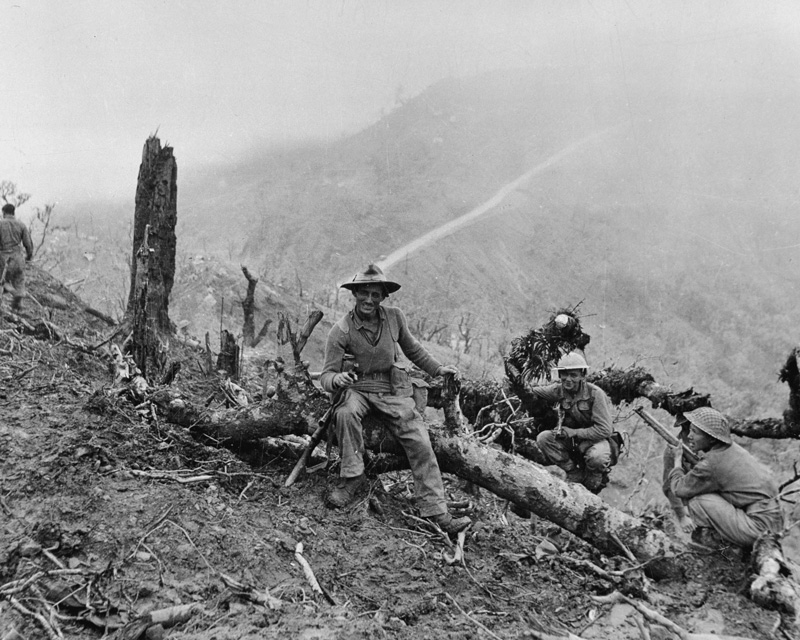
[525,383,560,403]
[395,309,442,377]
[319,325,348,393]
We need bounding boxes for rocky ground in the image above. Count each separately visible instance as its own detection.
[0,266,793,639]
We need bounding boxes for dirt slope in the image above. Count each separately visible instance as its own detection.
[0,266,786,639]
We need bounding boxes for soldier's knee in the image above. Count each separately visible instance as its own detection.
[537,430,556,447]
[584,442,611,471]
[335,403,360,423]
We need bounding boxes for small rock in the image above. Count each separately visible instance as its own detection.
[228,601,248,615]
[18,539,42,557]
[145,623,165,640]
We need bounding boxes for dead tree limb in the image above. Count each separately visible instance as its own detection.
[295,310,324,360]
[241,266,258,346]
[240,266,272,348]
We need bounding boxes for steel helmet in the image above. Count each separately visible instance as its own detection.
[555,351,588,372]
[684,407,732,444]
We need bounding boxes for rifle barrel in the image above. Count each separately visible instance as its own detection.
[634,407,699,464]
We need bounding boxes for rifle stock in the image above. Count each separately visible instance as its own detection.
[634,407,699,464]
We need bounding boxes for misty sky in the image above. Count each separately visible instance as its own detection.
[2,0,799,210]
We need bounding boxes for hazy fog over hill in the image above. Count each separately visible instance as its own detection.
[148,60,798,418]
[7,2,798,421]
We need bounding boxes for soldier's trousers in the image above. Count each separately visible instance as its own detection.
[332,388,447,517]
[536,430,611,478]
[687,494,783,547]
[1,251,26,308]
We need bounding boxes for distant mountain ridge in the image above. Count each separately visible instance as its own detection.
[59,65,800,417]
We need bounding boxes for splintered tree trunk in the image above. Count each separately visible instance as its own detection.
[216,330,240,380]
[130,229,166,379]
[127,135,177,333]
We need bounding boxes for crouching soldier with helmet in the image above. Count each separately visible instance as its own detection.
[527,351,616,493]
[319,264,471,535]
[668,407,783,548]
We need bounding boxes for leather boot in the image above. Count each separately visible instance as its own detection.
[583,471,609,494]
[425,512,471,535]
[326,474,367,508]
[565,468,585,484]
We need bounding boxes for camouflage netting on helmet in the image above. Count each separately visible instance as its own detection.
[504,307,591,387]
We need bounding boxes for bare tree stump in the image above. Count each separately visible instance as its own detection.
[124,136,178,380]
[216,330,240,379]
[129,229,167,379]
[126,135,177,333]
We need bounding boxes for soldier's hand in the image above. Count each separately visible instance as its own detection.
[677,514,696,535]
[672,445,683,468]
[333,372,357,388]
[437,364,459,379]
[558,427,575,439]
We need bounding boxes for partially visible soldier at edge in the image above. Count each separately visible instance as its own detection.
[319,264,471,535]
[668,406,783,548]
[0,203,33,312]
[527,351,616,493]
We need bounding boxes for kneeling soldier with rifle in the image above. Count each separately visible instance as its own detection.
[668,407,783,548]
[528,352,616,493]
[319,264,471,535]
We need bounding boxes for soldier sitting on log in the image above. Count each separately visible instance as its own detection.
[319,264,471,535]
[668,407,783,548]
[528,351,618,493]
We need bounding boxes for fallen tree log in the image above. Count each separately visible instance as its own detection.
[151,384,681,570]
[427,425,681,571]
[149,381,328,447]
[426,360,800,440]
[750,533,800,628]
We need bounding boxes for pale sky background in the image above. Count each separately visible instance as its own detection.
[2,0,799,210]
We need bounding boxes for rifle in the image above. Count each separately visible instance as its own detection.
[284,408,332,487]
[284,383,348,487]
[634,406,699,464]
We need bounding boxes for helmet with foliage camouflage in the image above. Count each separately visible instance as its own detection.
[684,407,732,444]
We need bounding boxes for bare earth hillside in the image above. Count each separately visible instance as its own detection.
[0,265,791,639]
